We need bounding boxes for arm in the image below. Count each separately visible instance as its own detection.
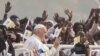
[53,13,59,23]
[64,9,72,21]
[42,10,48,21]
[50,37,60,56]
[3,1,11,22]
[86,21,99,45]
[85,9,96,31]
[88,21,99,36]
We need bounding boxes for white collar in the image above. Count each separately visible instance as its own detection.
[32,34,41,41]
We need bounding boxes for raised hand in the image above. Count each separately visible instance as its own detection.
[64,9,72,21]
[5,1,11,13]
[54,37,61,48]
[42,10,48,21]
[53,13,59,23]
[3,1,11,22]
[33,48,39,56]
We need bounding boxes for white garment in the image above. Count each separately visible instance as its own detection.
[96,51,100,56]
[24,34,60,56]
[50,46,60,56]
[47,27,55,40]
[47,26,62,40]
[24,34,49,56]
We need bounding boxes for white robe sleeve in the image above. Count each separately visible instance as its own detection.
[49,46,60,56]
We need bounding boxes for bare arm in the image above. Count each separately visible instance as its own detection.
[3,1,11,22]
[64,9,72,21]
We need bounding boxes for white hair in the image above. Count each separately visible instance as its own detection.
[34,24,47,33]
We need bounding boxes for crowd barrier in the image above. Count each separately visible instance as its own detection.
[14,43,100,56]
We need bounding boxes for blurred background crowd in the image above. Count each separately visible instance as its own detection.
[0,1,100,56]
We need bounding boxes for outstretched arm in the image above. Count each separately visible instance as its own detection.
[64,9,72,21]
[3,1,11,22]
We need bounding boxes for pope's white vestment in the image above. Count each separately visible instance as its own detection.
[24,34,49,56]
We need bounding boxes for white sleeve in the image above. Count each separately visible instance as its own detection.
[49,46,60,56]
[49,47,56,56]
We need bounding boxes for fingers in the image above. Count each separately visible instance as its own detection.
[5,1,11,13]
[42,10,48,21]
[54,37,61,48]
[33,48,39,56]
[53,13,59,23]
[64,9,72,18]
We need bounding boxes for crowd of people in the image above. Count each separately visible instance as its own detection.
[0,1,100,56]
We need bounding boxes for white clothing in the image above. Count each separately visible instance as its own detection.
[24,34,60,56]
[47,26,62,40]
[50,46,60,56]
[24,34,49,56]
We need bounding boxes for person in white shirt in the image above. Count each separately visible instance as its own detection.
[24,24,61,56]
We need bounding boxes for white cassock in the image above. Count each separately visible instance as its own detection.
[24,34,49,56]
[49,46,60,56]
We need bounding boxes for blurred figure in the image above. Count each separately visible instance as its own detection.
[33,10,48,29]
[61,21,74,44]
[73,22,86,36]
[24,24,49,56]
[47,17,65,44]
[94,31,100,45]
[0,27,6,56]
[44,20,54,30]
[3,1,11,22]
[24,24,61,56]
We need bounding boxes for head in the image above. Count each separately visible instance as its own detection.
[19,17,31,33]
[34,17,42,24]
[57,17,65,27]
[54,13,59,23]
[44,20,54,29]
[73,22,86,35]
[6,28,22,43]
[10,15,20,29]
[7,28,17,42]
[19,17,28,25]
[33,24,47,42]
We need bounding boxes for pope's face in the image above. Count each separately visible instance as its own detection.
[39,27,47,42]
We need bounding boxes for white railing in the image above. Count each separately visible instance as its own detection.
[46,44,100,56]
[46,44,100,49]
[14,43,100,56]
